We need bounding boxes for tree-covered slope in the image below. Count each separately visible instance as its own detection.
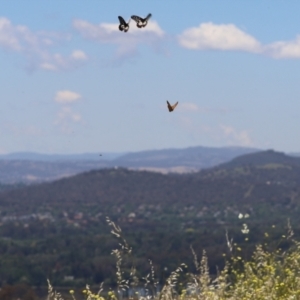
[0,150,299,287]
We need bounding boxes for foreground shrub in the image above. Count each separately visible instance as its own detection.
[47,221,300,300]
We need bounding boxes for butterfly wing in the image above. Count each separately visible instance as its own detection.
[145,13,152,21]
[118,16,126,26]
[166,101,172,112]
[131,15,142,23]
[172,102,178,111]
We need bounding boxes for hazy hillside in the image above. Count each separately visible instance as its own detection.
[0,146,260,183]
[113,145,259,170]
[219,149,300,168]
[290,152,300,157]
[195,150,300,189]
[0,150,300,287]
[0,152,124,161]
[1,150,300,217]
[0,160,110,184]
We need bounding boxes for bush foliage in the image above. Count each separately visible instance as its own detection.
[47,219,300,300]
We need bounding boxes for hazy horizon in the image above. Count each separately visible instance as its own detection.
[1,145,299,157]
[0,144,260,155]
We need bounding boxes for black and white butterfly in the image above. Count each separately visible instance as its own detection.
[131,13,152,28]
[118,16,130,32]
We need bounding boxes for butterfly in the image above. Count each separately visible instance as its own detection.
[131,13,152,28]
[118,16,130,32]
[167,101,178,112]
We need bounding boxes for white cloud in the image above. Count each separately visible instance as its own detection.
[54,90,82,104]
[0,17,88,71]
[178,22,300,60]
[266,35,300,58]
[220,124,253,146]
[73,18,165,60]
[178,22,261,52]
[71,49,88,60]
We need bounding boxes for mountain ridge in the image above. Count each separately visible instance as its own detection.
[0,146,260,183]
[1,149,300,212]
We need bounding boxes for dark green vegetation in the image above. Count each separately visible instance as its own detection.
[0,150,299,288]
[0,183,24,193]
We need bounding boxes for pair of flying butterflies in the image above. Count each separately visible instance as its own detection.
[118,13,152,32]
[118,14,179,113]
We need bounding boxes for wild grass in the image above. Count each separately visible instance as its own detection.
[47,218,300,300]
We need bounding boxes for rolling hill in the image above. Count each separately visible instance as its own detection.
[1,149,300,218]
[112,145,259,171]
[0,149,299,287]
[219,149,300,168]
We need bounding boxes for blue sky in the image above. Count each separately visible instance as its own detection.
[1,1,300,154]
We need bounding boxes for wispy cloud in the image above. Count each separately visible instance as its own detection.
[175,115,254,147]
[55,106,82,123]
[73,18,165,61]
[0,17,88,71]
[38,50,89,71]
[54,106,82,134]
[0,18,22,51]
[54,90,83,133]
[220,124,253,146]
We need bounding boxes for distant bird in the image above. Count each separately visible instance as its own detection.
[131,13,152,28]
[99,154,102,156]
[118,16,130,32]
[167,101,178,112]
